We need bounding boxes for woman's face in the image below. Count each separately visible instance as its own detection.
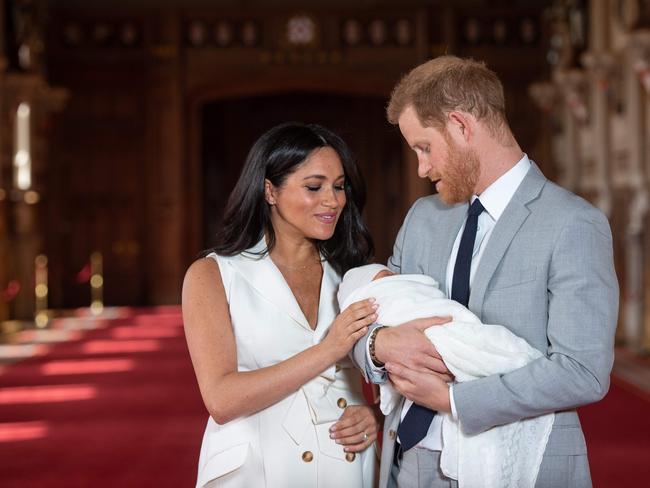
[265,146,347,242]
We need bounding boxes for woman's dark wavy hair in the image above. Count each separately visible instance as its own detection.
[207,122,374,275]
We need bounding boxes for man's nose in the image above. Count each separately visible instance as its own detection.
[417,157,431,178]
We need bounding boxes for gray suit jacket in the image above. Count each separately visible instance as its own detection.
[353,163,618,487]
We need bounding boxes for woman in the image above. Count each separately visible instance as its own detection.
[182,122,380,488]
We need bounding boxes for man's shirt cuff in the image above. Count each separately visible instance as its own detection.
[449,384,458,419]
[365,333,388,384]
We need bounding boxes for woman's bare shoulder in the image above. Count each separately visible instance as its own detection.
[183,256,224,296]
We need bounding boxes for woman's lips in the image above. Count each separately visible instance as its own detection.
[315,212,337,224]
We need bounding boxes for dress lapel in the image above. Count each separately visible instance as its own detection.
[230,239,312,331]
[313,260,340,342]
[468,163,547,316]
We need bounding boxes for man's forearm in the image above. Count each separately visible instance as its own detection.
[453,352,611,435]
[352,323,388,384]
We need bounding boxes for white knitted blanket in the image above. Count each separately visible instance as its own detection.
[338,268,554,488]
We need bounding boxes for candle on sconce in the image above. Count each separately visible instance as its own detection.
[13,102,32,191]
[90,252,104,316]
[34,254,49,328]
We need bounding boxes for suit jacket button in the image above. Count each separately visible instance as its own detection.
[388,429,396,440]
[345,452,356,462]
[337,397,347,408]
[302,451,313,462]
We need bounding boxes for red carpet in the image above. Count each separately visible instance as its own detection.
[579,378,650,487]
[0,307,207,487]
[0,307,648,487]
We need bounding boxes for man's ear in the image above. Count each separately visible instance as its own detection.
[447,111,473,143]
[264,179,276,205]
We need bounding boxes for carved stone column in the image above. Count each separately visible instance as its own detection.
[529,82,561,179]
[621,31,650,351]
[580,51,616,214]
[581,0,615,216]
[536,70,589,192]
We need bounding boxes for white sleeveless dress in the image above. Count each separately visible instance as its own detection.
[196,239,377,488]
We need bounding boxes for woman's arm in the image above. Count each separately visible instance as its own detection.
[182,257,377,424]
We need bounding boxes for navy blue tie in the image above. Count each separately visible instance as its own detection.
[397,198,484,452]
[451,198,485,308]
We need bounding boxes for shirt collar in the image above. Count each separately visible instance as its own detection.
[471,154,531,221]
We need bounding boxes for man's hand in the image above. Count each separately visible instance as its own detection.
[386,362,452,413]
[374,316,452,374]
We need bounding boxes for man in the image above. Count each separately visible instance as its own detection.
[353,56,618,487]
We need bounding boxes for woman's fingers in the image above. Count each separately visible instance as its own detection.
[331,406,367,432]
[350,315,376,332]
[343,299,377,321]
[346,312,376,332]
[340,315,374,343]
[351,326,369,341]
[332,421,368,440]
[329,405,379,453]
[332,422,376,448]
[330,405,379,448]
[325,298,379,360]
[334,425,375,445]
[346,311,378,333]
[342,434,376,453]
[330,409,360,432]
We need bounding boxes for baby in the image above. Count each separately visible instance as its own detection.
[338,264,554,488]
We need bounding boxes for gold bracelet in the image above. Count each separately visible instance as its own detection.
[369,326,386,367]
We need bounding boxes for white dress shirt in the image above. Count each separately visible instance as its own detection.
[368,154,531,451]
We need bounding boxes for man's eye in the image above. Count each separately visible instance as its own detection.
[423,146,431,153]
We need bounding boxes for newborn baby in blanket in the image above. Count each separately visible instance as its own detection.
[338,264,554,488]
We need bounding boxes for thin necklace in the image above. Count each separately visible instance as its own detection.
[272,255,322,271]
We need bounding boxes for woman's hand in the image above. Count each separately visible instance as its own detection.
[329,405,380,452]
[322,299,377,360]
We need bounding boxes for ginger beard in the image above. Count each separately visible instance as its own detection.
[433,132,481,205]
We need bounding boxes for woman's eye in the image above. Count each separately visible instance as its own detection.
[334,185,345,191]
[306,186,321,192]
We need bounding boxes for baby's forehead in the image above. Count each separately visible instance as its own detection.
[372,269,396,281]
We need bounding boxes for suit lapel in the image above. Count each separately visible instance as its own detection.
[468,163,547,316]
[433,203,467,293]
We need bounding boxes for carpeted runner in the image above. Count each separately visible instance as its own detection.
[579,378,650,486]
[0,307,648,487]
[0,307,207,487]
